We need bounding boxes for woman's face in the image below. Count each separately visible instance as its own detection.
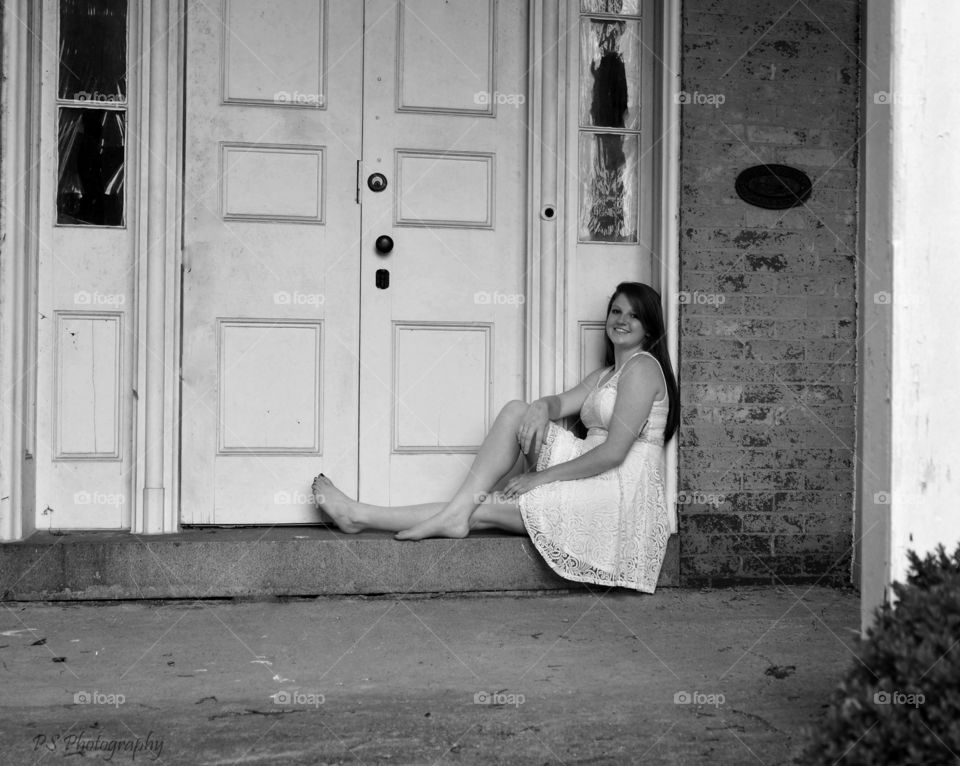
[606,293,646,351]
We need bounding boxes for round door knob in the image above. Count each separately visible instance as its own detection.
[367,173,388,192]
[375,235,394,254]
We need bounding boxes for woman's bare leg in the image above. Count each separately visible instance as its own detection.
[313,474,525,534]
[394,400,535,540]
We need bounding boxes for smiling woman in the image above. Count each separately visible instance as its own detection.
[312,281,680,594]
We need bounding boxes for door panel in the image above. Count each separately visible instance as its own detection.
[358,0,528,505]
[180,0,363,523]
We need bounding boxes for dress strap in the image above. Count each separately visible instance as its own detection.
[599,350,647,387]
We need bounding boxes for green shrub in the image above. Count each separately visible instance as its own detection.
[800,543,960,765]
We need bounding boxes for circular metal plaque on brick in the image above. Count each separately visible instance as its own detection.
[735,164,812,210]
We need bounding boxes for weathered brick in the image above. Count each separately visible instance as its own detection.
[679,0,857,587]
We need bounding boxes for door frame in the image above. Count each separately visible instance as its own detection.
[0,0,682,540]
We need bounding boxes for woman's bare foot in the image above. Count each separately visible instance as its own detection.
[312,474,364,534]
[394,507,470,541]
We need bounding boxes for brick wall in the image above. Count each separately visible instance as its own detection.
[677,0,859,586]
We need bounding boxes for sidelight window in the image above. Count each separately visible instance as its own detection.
[56,0,128,226]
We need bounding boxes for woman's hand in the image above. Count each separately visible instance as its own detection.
[517,400,550,455]
[502,471,547,500]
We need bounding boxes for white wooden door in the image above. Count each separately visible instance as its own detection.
[181,0,528,521]
[34,0,137,530]
[180,0,363,523]
[358,0,528,504]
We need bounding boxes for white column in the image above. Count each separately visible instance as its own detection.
[661,0,682,536]
[139,0,172,532]
[0,0,39,541]
[888,0,960,584]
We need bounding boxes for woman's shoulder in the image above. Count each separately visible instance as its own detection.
[618,352,666,390]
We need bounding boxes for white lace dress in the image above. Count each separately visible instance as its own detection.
[518,351,670,593]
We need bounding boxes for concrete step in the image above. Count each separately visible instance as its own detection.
[0,527,679,600]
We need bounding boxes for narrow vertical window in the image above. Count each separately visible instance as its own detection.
[578,1,642,243]
[57,0,128,226]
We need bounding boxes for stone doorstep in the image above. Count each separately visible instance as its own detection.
[0,526,679,600]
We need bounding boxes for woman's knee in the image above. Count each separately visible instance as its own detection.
[499,399,529,421]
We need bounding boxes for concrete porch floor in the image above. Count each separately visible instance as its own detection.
[0,587,859,764]
[0,526,679,600]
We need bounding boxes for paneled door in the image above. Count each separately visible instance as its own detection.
[181,0,528,523]
[34,0,137,530]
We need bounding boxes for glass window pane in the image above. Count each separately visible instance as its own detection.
[580,0,641,16]
[57,107,125,226]
[578,132,638,243]
[580,19,641,129]
[59,0,127,102]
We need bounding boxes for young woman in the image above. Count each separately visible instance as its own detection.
[313,281,680,592]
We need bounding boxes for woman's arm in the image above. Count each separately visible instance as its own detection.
[518,369,605,454]
[528,356,661,484]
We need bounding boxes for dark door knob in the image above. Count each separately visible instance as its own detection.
[367,173,388,192]
[375,235,394,254]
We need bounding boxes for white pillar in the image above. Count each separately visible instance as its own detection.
[888,0,960,584]
[140,0,172,532]
[0,0,39,541]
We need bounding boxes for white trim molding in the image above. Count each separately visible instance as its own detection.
[661,0,682,536]
[0,1,41,541]
[134,0,184,534]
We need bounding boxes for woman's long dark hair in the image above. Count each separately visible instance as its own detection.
[603,282,680,443]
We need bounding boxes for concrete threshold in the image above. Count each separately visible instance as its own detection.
[0,526,679,600]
